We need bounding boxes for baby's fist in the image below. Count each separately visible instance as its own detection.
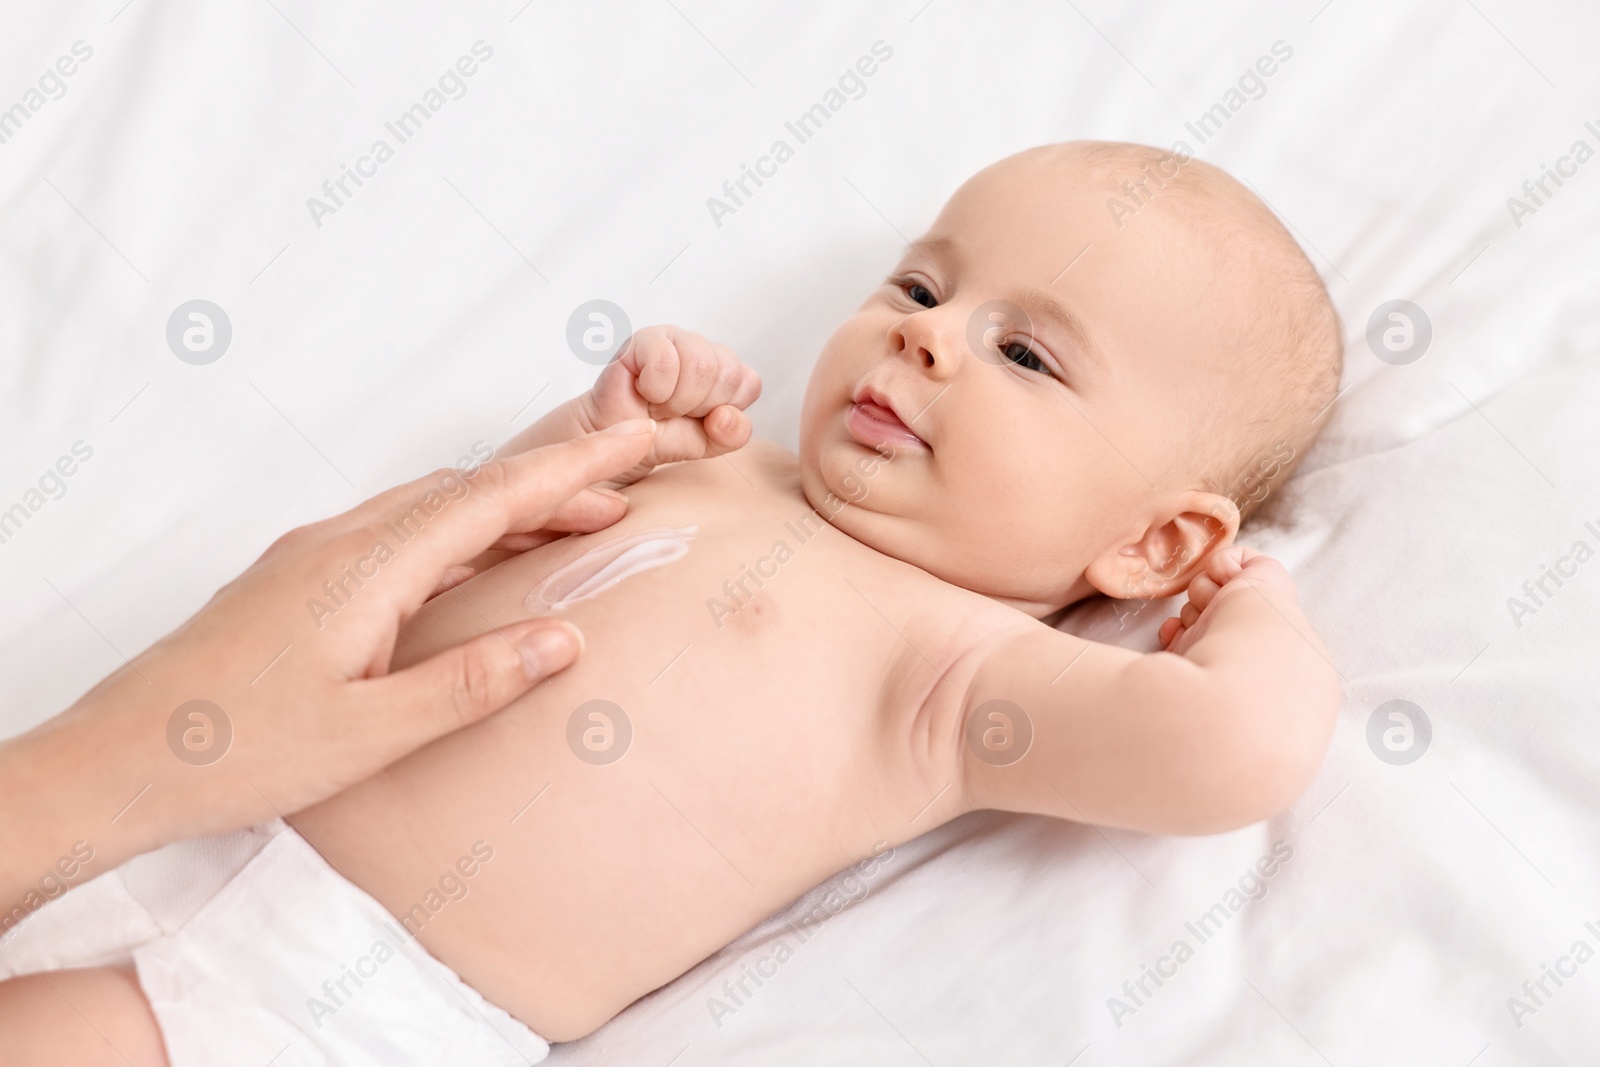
[1158,546,1296,653]
[586,325,761,474]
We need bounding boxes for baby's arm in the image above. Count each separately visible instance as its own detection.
[958,548,1339,835]
[505,325,761,487]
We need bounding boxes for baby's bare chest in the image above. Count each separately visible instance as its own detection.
[408,461,988,813]
[293,454,1008,1033]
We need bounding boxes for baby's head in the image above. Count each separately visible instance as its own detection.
[798,141,1342,616]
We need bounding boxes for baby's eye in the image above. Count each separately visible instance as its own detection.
[905,282,937,309]
[1002,341,1048,374]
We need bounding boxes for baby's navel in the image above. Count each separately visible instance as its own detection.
[525,526,697,613]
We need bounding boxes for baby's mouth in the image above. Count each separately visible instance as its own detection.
[846,391,928,451]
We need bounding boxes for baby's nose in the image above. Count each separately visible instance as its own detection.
[890,314,958,380]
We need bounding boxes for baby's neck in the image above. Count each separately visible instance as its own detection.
[792,486,1090,620]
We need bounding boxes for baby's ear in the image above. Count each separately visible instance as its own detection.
[1083,491,1239,602]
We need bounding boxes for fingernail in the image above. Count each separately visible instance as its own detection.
[517,621,582,681]
[593,486,628,502]
[561,619,585,657]
[602,418,655,435]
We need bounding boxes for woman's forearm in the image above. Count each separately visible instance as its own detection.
[0,679,159,935]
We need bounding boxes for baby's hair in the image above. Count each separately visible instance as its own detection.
[1038,141,1344,525]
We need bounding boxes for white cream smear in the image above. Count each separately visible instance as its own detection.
[524,526,697,613]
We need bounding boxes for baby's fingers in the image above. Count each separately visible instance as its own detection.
[729,364,762,411]
[1185,572,1222,613]
[683,347,760,418]
[626,330,681,406]
[1158,616,1183,649]
[1206,546,1248,585]
[660,337,756,418]
[703,405,752,453]
[647,407,751,466]
[1211,545,1296,598]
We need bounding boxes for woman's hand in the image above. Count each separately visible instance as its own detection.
[0,421,656,913]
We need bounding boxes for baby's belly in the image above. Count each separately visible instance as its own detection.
[289,487,923,1040]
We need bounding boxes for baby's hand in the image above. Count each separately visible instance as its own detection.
[583,325,761,482]
[1158,546,1297,655]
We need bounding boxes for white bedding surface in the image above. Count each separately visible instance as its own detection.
[3,0,1599,1063]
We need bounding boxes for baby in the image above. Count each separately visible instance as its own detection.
[1,141,1343,1065]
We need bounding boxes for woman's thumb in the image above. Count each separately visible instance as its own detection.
[375,618,583,745]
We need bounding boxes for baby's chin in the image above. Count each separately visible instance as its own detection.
[797,450,865,530]
[801,437,953,562]
[798,452,906,553]
[796,456,941,571]
[798,455,1088,617]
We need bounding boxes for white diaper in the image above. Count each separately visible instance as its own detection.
[124,820,548,1067]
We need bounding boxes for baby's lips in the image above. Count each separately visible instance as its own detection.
[846,394,929,451]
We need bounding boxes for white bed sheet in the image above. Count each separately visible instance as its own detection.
[2,0,1598,1063]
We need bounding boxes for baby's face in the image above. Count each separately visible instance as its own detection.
[799,148,1248,614]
